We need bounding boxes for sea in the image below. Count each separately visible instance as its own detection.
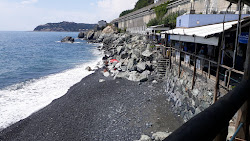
[0,31,103,130]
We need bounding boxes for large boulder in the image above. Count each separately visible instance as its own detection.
[93,31,102,40]
[87,30,95,40]
[136,62,146,72]
[61,36,74,43]
[102,25,116,34]
[78,32,85,38]
[142,50,153,57]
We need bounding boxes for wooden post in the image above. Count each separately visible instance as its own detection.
[214,38,223,103]
[235,26,250,140]
[178,42,182,78]
[192,43,197,90]
[208,61,211,79]
[169,37,172,69]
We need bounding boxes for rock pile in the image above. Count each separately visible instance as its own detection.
[95,33,161,82]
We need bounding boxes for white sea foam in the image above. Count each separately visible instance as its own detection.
[0,55,103,130]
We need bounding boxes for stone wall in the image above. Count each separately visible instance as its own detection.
[163,61,215,122]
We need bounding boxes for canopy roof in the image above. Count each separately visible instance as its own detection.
[161,21,239,38]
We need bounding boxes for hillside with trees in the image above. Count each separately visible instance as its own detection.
[119,0,154,17]
[34,21,97,32]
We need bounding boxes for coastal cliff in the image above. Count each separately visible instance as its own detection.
[34,21,97,32]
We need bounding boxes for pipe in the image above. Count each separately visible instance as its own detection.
[230,123,244,141]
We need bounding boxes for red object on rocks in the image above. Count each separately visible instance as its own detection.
[110,59,119,63]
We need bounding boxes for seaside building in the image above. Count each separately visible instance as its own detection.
[98,20,107,28]
[111,0,250,34]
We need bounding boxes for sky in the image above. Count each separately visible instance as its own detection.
[0,0,137,31]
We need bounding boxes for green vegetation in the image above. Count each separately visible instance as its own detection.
[118,28,127,33]
[153,2,169,20]
[150,45,155,48]
[147,2,169,27]
[119,0,154,17]
[147,10,186,29]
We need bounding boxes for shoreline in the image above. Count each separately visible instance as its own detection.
[0,41,103,131]
[0,69,183,140]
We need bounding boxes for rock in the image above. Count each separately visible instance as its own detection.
[192,89,199,96]
[102,25,116,34]
[87,30,95,40]
[78,32,85,38]
[61,36,74,43]
[139,135,152,141]
[137,62,146,72]
[93,31,102,40]
[142,50,153,57]
[127,59,135,70]
[103,72,110,77]
[117,46,125,55]
[114,72,128,79]
[120,66,127,72]
[152,132,171,141]
[138,71,150,82]
[195,107,201,115]
[128,71,139,81]
[85,66,92,71]
[120,53,129,59]
[99,79,105,83]
[152,80,158,84]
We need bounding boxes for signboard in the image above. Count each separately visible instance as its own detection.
[239,32,249,44]
[161,34,166,39]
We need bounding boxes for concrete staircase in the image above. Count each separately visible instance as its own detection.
[156,58,170,80]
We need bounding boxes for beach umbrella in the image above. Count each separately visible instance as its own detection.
[110,59,119,63]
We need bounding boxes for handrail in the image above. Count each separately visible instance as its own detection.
[163,80,250,141]
[158,45,244,88]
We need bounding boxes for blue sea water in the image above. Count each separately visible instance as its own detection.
[0,31,99,89]
[0,31,102,130]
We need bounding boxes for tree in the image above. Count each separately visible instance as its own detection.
[119,0,154,17]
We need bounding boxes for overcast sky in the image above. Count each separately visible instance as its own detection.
[0,0,137,31]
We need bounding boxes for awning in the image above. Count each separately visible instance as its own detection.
[146,24,170,31]
[161,20,239,38]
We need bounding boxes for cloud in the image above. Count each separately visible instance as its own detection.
[0,0,138,31]
[96,0,137,21]
[21,0,38,5]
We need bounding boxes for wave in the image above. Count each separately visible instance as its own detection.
[0,56,103,130]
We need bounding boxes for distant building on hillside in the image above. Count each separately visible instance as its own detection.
[98,20,107,28]
[154,0,159,3]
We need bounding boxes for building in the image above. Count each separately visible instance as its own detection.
[98,20,107,28]
[176,14,250,28]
